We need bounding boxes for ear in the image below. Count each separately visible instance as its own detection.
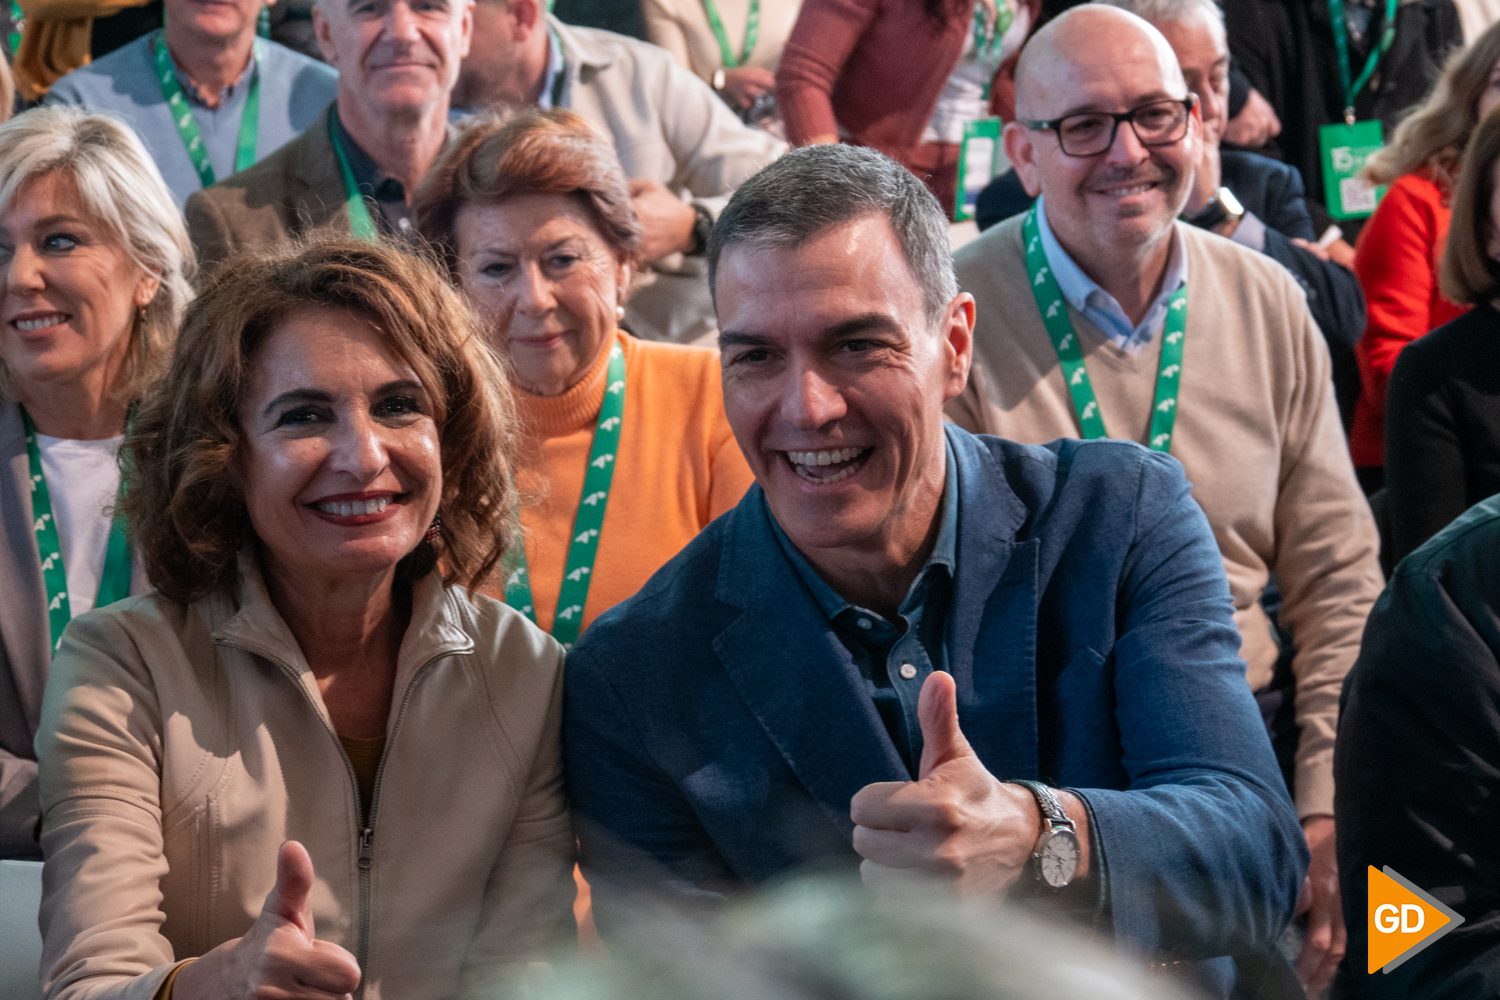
[616,255,633,299]
[515,0,540,33]
[457,0,475,59]
[938,291,976,403]
[312,7,337,65]
[134,271,162,310]
[1006,122,1042,198]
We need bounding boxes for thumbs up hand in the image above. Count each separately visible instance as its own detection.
[173,841,363,1000]
[850,672,1087,898]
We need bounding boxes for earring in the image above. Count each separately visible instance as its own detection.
[616,305,626,322]
[424,515,442,546]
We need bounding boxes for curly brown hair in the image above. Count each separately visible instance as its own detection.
[413,107,642,278]
[123,237,521,603]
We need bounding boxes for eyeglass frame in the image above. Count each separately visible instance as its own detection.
[1018,95,1199,157]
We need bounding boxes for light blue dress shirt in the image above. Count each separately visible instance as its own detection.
[1034,195,1188,354]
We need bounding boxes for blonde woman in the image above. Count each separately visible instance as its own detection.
[1351,22,1500,488]
[0,106,191,860]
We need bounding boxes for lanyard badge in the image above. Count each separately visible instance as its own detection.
[1319,0,1396,219]
[955,117,1002,222]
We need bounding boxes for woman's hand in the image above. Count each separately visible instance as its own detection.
[718,66,776,112]
[173,841,363,1000]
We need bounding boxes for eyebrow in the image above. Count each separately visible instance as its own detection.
[260,379,425,419]
[718,313,904,347]
[1055,91,1180,117]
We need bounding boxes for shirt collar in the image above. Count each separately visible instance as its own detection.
[1034,194,1187,350]
[770,435,959,622]
[537,27,566,109]
[331,105,406,203]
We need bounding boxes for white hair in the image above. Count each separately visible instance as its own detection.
[0,106,194,400]
[1103,0,1223,26]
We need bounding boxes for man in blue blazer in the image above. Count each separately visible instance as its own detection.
[564,142,1307,996]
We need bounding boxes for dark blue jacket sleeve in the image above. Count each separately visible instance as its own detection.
[1079,452,1308,960]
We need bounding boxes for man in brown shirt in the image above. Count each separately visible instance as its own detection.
[948,6,1381,994]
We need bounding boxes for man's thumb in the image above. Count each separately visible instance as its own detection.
[917,671,974,779]
[264,840,317,936]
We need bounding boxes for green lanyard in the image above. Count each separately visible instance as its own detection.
[1327,0,1397,121]
[153,32,262,189]
[701,0,759,69]
[546,28,568,107]
[329,113,380,242]
[1022,207,1186,452]
[972,0,1011,101]
[8,0,22,57]
[503,342,625,650]
[21,407,132,655]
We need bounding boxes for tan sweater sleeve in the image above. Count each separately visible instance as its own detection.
[1269,275,1384,821]
[35,612,181,1000]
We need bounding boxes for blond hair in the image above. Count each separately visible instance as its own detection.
[1362,21,1500,188]
[123,237,522,603]
[0,106,193,400]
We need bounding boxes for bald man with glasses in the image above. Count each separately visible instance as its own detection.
[948,7,1382,993]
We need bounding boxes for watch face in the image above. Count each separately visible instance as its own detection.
[1039,830,1080,888]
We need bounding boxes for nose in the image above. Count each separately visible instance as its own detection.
[1105,116,1151,166]
[328,408,390,484]
[384,0,421,42]
[3,243,46,296]
[513,261,557,315]
[779,364,847,432]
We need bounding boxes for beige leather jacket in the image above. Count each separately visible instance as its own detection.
[35,552,575,1000]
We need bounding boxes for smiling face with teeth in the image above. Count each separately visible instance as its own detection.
[1006,6,1198,284]
[0,172,161,406]
[716,214,973,612]
[236,306,442,588]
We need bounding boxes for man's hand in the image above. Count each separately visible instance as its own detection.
[1295,816,1345,997]
[718,66,776,112]
[851,671,1054,897]
[1222,88,1282,148]
[1290,235,1357,269]
[1185,137,1224,219]
[174,841,363,1000]
[629,178,699,262]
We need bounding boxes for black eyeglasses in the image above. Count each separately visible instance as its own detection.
[1020,96,1197,157]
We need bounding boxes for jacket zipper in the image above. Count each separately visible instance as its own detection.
[216,640,456,999]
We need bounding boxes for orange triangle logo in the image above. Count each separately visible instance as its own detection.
[1367,866,1464,973]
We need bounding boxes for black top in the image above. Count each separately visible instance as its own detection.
[1384,301,1500,566]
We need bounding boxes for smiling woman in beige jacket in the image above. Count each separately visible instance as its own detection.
[34,238,576,1000]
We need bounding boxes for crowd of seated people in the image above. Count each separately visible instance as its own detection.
[6,0,1500,997]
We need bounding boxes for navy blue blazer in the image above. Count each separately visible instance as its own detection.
[565,426,1306,968]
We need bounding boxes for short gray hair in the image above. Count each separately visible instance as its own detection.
[0,106,194,400]
[1101,0,1222,26]
[707,144,959,325]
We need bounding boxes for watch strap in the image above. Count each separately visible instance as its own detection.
[1013,779,1074,831]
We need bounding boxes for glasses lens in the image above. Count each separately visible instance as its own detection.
[1133,101,1189,145]
[1057,113,1115,156]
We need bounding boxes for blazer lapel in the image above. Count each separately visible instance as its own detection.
[0,402,52,732]
[711,489,909,836]
[290,107,353,235]
[943,426,1041,783]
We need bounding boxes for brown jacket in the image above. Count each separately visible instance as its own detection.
[36,552,575,1000]
[184,105,350,272]
[949,216,1384,821]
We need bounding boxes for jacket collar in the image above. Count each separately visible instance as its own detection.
[0,401,50,730]
[710,424,1040,828]
[550,15,615,74]
[211,548,474,733]
[291,105,350,222]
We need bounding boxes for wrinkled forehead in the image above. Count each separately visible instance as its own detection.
[1017,21,1187,120]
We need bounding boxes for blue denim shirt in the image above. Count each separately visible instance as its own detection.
[770,438,959,777]
[1034,195,1188,354]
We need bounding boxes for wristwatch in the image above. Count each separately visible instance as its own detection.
[1013,779,1081,891]
[1189,186,1245,237]
[687,203,714,257]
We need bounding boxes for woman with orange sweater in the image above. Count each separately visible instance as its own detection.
[1350,23,1500,490]
[415,108,754,645]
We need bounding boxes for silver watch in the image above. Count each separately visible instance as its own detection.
[1013,779,1080,891]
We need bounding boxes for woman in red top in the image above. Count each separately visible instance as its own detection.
[775,0,1038,215]
[1351,22,1500,488]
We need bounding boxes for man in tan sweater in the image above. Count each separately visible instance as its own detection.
[949,5,1381,993]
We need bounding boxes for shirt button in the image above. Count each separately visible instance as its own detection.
[857,618,872,629]
[899,663,917,680]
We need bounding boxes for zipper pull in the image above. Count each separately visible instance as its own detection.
[358,827,374,870]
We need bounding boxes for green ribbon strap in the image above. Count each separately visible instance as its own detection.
[1022,207,1186,452]
[1327,0,1397,119]
[502,342,625,650]
[972,0,1012,100]
[329,113,381,242]
[153,31,262,189]
[21,406,133,656]
[701,0,759,69]
[8,0,22,58]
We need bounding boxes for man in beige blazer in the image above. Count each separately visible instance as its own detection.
[185,0,473,269]
[948,5,1382,995]
[452,0,781,343]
